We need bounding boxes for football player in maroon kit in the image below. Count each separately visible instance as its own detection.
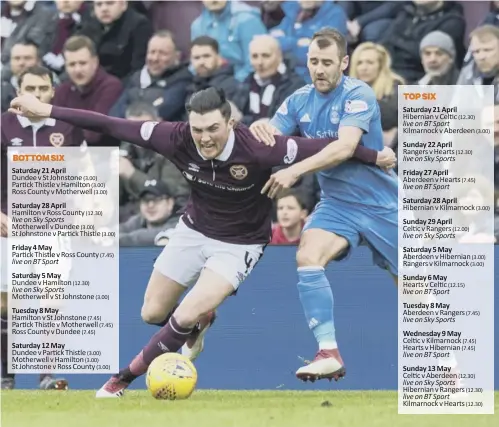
[9,88,396,397]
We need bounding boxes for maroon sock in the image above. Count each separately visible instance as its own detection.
[116,316,193,383]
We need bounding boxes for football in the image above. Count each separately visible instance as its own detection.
[146,352,198,400]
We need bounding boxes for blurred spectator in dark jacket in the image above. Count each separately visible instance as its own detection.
[260,1,298,29]
[1,41,39,112]
[340,1,403,44]
[53,35,123,146]
[458,25,499,105]
[119,179,180,247]
[241,35,304,125]
[42,0,91,76]
[418,31,459,86]
[349,42,404,146]
[185,36,246,118]
[484,1,499,26]
[78,0,153,80]
[1,1,55,66]
[271,189,308,245]
[380,1,465,83]
[270,0,347,82]
[110,30,192,121]
[119,102,190,222]
[191,0,267,82]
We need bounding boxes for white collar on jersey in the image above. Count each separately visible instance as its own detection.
[196,128,235,162]
[17,115,56,128]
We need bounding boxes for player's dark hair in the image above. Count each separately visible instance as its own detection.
[276,189,307,210]
[125,101,159,120]
[191,35,219,53]
[185,87,231,121]
[312,28,347,59]
[18,65,53,88]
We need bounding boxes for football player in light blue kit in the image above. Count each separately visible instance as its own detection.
[251,28,399,382]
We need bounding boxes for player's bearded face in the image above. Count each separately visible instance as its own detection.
[308,42,348,93]
[189,110,234,160]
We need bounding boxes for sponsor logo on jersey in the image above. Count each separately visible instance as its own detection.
[283,138,298,164]
[140,121,159,141]
[345,99,368,113]
[188,163,200,172]
[230,165,248,180]
[49,133,64,147]
[300,113,311,123]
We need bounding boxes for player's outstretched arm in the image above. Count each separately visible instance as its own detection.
[288,126,363,175]
[9,95,180,157]
[259,133,388,169]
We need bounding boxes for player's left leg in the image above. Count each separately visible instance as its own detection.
[294,200,361,382]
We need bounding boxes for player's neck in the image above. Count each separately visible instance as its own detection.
[25,115,44,124]
[282,224,302,241]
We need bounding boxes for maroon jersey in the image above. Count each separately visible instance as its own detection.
[1,112,85,213]
[50,106,378,244]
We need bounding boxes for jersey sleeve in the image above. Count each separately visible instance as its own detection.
[256,135,379,168]
[50,106,186,159]
[268,95,298,136]
[339,85,377,133]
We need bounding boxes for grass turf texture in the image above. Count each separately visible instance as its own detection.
[2,391,498,427]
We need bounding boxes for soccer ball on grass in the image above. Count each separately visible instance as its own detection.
[146,352,198,400]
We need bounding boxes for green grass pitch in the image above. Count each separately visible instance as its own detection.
[1,391,498,427]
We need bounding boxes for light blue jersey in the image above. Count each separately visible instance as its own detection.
[270,75,399,274]
[270,75,398,209]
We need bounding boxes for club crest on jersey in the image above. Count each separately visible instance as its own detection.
[49,133,64,147]
[345,100,368,114]
[330,108,340,125]
[230,165,248,180]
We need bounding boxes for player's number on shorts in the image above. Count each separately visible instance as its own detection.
[243,251,260,275]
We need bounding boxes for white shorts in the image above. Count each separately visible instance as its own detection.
[153,219,265,290]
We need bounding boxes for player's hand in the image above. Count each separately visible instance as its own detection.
[261,168,300,199]
[1,212,10,237]
[376,146,397,170]
[9,94,52,119]
[249,119,277,147]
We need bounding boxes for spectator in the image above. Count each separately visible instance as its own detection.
[241,35,305,125]
[380,1,465,83]
[270,0,347,82]
[42,0,91,76]
[1,65,85,214]
[483,1,499,27]
[418,31,459,86]
[53,35,123,146]
[119,102,190,222]
[1,42,39,112]
[340,1,403,44]
[260,1,298,30]
[110,30,192,121]
[191,0,267,82]
[349,42,404,145]
[186,36,246,117]
[119,179,181,247]
[458,25,499,104]
[271,190,308,245]
[78,0,153,80]
[1,1,55,67]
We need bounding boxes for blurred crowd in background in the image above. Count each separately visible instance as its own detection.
[1,0,498,246]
